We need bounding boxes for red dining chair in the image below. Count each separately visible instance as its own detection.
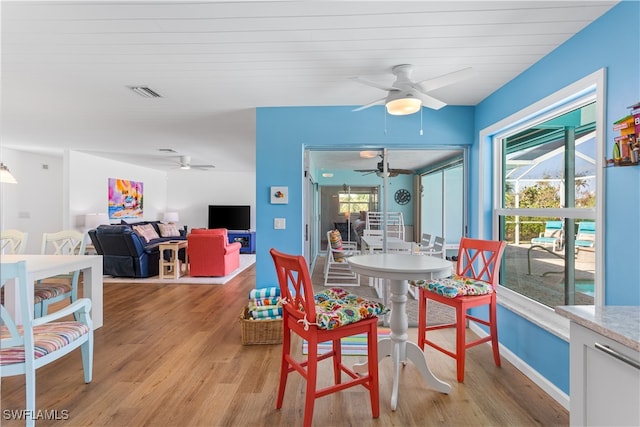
[414,238,507,382]
[270,248,388,427]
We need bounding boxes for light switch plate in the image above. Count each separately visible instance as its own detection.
[274,218,286,229]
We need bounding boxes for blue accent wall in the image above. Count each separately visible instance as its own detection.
[256,1,639,395]
[472,1,640,394]
[256,106,475,288]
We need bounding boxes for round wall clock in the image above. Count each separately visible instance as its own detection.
[394,189,411,205]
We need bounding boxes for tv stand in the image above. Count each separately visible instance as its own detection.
[227,230,255,254]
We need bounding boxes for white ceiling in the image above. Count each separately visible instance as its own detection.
[1,1,618,172]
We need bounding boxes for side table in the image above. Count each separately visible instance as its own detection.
[159,241,189,279]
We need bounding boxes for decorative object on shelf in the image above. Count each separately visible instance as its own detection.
[607,101,639,167]
[270,186,288,204]
[0,162,17,184]
[394,188,411,205]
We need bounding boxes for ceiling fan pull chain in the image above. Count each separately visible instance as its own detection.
[384,108,388,135]
[420,108,424,136]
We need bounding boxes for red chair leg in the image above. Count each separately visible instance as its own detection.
[333,338,342,385]
[367,324,380,418]
[417,289,427,350]
[276,328,291,409]
[304,341,319,427]
[490,298,501,367]
[455,305,467,382]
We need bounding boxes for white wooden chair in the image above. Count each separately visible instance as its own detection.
[0,261,93,427]
[1,229,28,254]
[323,229,360,287]
[366,211,405,240]
[35,230,87,317]
[419,235,445,258]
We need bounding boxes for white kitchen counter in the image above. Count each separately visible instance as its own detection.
[556,305,640,426]
[555,305,640,351]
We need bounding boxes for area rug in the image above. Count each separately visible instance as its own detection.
[302,327,391,356]
[103,254,255,285]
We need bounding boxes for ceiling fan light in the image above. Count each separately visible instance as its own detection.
[0,162,18,184]
[386,97,422,115]
[180,164,191,170]
[359,151,378,159]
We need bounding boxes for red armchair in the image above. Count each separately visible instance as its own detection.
[187,229,242,277]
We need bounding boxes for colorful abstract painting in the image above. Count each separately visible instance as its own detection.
[108,178,143,220]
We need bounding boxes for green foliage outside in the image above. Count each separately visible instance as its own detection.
[504,177,595,242]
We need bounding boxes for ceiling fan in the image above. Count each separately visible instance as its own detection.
[355,155,414,178]
[175,155,215,171]
[351,64,474,114]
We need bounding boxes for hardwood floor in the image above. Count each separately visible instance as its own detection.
[1,265,568,426]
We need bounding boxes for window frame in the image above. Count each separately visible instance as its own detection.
[478,69,606,340]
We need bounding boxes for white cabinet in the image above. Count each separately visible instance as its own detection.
[570,322,640,426]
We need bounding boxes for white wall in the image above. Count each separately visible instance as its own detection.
[68,151,168,229]
[1,149,256,253]
[0,148,63,254]
[166,169,256,231]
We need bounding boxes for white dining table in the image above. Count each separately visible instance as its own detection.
[2,254,104,329]
[347,253,453,410]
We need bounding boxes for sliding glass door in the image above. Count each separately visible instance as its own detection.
[420,159,465,254]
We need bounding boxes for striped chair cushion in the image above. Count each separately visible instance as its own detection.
[0,322,90,365]
[411,274,494,299]
[312,287,389,330]
[34,282,72,300]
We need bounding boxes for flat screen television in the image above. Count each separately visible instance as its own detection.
[208,205,250,231]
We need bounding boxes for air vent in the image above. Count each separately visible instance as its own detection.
[128,86,162,98]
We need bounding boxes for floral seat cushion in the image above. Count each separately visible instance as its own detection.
[312,287,389,330]
[410,274,494,299]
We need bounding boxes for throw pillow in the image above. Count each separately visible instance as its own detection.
[132,224,160,243]
[329,229,345,262]
[158,223,181,237]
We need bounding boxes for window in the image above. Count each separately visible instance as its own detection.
[495,100,600,309]
[338,189,377,216]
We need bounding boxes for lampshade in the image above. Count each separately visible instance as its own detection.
[85,213,109,229]
[0,163,17,184]
[386,96,422,115]
[163,212,180,223]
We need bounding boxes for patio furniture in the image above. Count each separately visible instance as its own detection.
[323,229,360,287]
[531,221,564,251]
[575,222,595,250]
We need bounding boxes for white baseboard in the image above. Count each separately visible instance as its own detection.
[469,322,570,410]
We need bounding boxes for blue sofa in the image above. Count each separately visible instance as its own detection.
[89,221,186,278]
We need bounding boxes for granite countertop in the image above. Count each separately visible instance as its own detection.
[555,305,640,352]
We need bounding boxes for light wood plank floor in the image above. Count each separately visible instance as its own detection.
[1,265,568,426]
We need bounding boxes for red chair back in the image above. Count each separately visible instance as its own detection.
[270,248,316,325]
[456,237,506,286]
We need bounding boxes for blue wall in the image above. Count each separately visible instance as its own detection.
[256,106,475,288]
[255,1,639,395]
[473,1,640,394]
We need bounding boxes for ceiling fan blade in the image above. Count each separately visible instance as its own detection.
[352,96,387,112]
[414,67,475,92]
[390,168,415,175]
[349,76,395,92]
[417,93,447,110]
[354,169,377,173]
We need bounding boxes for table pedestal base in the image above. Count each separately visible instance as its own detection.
[354,278,451,410]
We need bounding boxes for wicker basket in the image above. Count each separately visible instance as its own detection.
[240,306,282,345]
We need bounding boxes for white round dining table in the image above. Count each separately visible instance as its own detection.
[347,253,453,410]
